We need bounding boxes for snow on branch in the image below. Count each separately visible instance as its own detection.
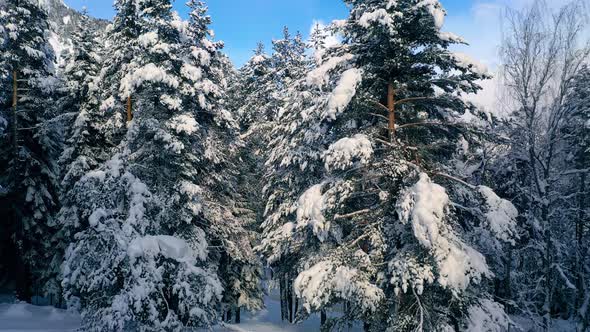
[296,184,329,242]
[451,52,488,76]
[323,134,373,171]
[358,9,397,34]
[294,260,384,315]
[128,235,207,264]
[397,173,492,291]
[325,68,362,120]
[478,186,519,244]
[120,64,180,98]
[306,53,354,87]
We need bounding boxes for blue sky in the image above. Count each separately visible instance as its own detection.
[62,0,526,67]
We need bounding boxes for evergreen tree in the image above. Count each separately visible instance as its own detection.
[234,42,273,129]
[563,66,590,330]
[232,28,310,322]
[185,0,264,320]
[271,27,308,90]
[0,0,60,302]
[259,0,518,330]
[62,0,261,329]
[93,0,141,147]
[45,8,103,302]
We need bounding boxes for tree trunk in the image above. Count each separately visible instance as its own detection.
[226,308,232,322]
[235,307,241,324]
[505,246,513,312]
[287,277,294,323]
[11,70,30,303]
[14,254,30,302]
[126,95,133,122]
[294,296,298,321]
[280,275,287,321]
[576,172,587,316]
[542,202,553,332]
[320,310,327,327]
[387,82,395,141]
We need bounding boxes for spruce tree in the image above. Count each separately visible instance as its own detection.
[185,0,264,320]
[0,0,60,302]
[93,0,141,147]
[234,42,273,130]
[62,0,261,329]
[260,0,518,330]
[557,66,590,329]
[44,9,104,302]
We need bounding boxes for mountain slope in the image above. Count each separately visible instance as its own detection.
[39,0,108,65]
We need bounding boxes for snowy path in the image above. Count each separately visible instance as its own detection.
[213,296,360,332]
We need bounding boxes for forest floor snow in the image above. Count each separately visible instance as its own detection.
[0,293,361,332]
[0,294,578,331]
[0,301,80,332]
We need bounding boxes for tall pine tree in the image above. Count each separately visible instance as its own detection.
[260,0,518,330]
[0,0,60,302]
[45,8,104,303]
[62,0,262,329]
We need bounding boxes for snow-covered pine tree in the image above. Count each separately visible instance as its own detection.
[234,42,273,129]
[62,0,261,329]
[271,27,308,92]
[0,0,61,302]
[184,0,263,321]
[309,23,327,53]
[93,0,140,147]
[232,27,310,322]
[556,65,590,330]
[260,0,519,330]
[44,8,103,303]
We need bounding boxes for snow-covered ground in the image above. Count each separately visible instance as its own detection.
[0,301,80,332]
[0,294,577,332]
[0,293,360,332]
[213,294,361,332]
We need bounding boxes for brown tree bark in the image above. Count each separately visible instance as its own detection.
[387,83,395,141]
[126,95,133,122]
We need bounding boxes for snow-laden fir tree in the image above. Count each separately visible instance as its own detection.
[43,8,104,302]
[271,27,307,93]
[232,27,310,322]
[309,23,327,54]
[558,65,590,331]
[259,0,519,330]
[563,66,590,330]
[92,0,140,147]
[234,42,273,129]
[61,0,262,330]
[236,27,308,134]
[184,0,264,322]
[0,0,61,302]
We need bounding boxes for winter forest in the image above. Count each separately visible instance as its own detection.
[0,0,589,331]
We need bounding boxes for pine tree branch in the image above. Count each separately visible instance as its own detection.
[369,113,389,121]
[396,121,459,130]
[334,209,371,220]
[395,96,433,105]
[431,172,476,190]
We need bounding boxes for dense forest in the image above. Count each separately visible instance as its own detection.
[0,0,588,331]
